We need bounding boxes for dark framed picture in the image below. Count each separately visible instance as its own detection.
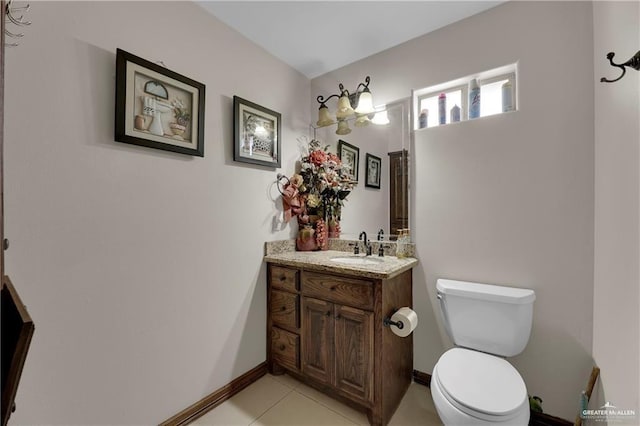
[115,49,205,157]
[233,96,281,168]
[338,140,359,183]
[365,153,382,189]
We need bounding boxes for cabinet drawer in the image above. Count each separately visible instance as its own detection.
[270,266,299,292]
[270,290,299,330]
[271,327,299,371]
[302,272,374,310]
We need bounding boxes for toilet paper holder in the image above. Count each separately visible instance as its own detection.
[383,317,404,330]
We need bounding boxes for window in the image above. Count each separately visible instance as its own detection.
[413,64,517,129]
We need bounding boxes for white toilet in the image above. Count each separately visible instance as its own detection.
[431,279,536,425]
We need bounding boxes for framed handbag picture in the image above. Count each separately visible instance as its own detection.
[338,139,359,183]
[233,96,281,168]
[115,49,206,157]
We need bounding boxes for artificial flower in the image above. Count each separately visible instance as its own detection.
[282,138,353,225]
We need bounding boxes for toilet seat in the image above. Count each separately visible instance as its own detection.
[434,348,528,422]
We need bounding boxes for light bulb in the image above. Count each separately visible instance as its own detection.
[316,104,335,127]
[336,95,354,119]
[354,90,374,115]
[335,119,352,135]
[371,110,389,125]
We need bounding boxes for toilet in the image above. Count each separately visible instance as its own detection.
[431,279,536,425]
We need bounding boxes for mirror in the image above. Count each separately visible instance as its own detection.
[311,98,410,241]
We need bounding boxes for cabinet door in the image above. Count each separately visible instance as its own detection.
[301,297,333,385]
[334,305,374,403]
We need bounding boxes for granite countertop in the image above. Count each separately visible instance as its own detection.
[264,249,418,280]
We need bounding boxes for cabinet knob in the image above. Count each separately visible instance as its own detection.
[3,239,9,250]
[336,314,341,320]
[329,286,336,291]
[279,344,286,351]
[279,275,286,281]
[325,311,331,317]
[280,306,287,311]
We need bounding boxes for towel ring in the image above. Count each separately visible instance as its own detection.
[276,173,290,196]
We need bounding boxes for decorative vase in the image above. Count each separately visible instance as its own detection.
[134,115,148,130]
[315,218,328,251]
[328,217,341,239]
[296,224,317,251]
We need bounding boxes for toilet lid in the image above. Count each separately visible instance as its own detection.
[436,348,527,417]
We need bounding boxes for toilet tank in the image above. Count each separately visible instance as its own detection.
[436,279,535,357]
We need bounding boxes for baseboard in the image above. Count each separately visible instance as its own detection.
[412,369,432,387]
[159,362,268,426]
[529,411,573,426]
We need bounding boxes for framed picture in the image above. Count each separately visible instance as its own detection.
[338,140,359,183]
[233,96,281,168]
[365,153,382,189]
[115,48,205,157]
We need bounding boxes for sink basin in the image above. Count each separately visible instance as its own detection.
[330,256,384,266]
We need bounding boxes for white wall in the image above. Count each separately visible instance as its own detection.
[592,0,640,415]
[314,1,596,419]
[4,1,309,424]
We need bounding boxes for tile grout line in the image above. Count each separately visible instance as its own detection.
[269,376,365,425]
[291,389,362,426]
[247,380,295,426]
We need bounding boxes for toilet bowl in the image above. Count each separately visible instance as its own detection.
[431,348,530,425]
[431,279,535,426]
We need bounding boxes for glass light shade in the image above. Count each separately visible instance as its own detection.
[335,119,352,135]
[371,110,389,125]
[354,90,374,115]
[336,95,355,119]
[316,105,335,127]
[354,114,370,127]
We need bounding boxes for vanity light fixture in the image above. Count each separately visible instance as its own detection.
[370,106,390,125]
[316,76,378,134]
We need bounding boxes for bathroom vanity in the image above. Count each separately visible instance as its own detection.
[264,248,417,426]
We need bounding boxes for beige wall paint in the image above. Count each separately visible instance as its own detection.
[315,1,595,419]
[592,0,640,416]
[5,1,636,424]
[4,1,309,424]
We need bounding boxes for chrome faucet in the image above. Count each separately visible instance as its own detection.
[359,231,373,256]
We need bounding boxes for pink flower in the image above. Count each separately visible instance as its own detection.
[309,150,328,166]
[328,153,341,165]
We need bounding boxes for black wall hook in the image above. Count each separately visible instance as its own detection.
[600,50,640,83]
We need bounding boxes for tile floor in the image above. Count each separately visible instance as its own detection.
[190,373,443,426]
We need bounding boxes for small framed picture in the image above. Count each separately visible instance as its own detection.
[338,140,359,183]
[365,153,382,189]
[233,96,281,168]
[115,49,205,157]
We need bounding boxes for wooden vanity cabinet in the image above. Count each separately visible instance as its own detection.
[266,263,413,426]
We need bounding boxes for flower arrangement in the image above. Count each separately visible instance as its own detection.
[171,98,191,126]
[281,138,354,250]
